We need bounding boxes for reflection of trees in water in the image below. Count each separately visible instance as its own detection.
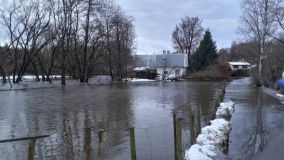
[61,113,75,159]
[245,91,267,158]
[38,107,133,159]
[194,82,219,123]
[176,82,221,150]
[1,83,226,159]
[0,86,134,160]
[57,101,132,159]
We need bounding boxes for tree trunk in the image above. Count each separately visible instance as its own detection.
[31,61,40,82]
[81,0,91,83]
[1,68,6,84]
[107,37,114,80]
[13,50,18,83]
[61,54,66,85]
[187,51,191,75]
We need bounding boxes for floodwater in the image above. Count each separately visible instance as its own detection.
[0,81,221,160]
[225,78,284,160]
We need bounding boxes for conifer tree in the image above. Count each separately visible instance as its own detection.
[190,29,217,71]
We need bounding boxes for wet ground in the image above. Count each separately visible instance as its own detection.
[225,78,284,160]
[0,81,221,160]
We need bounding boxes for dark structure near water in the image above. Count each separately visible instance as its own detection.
[127,67,158,79]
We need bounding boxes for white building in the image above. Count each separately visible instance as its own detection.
[228,61,251,71]
[155,54,188,80]
[133,53,188,80]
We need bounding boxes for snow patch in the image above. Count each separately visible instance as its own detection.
[196,119,231,146]
[276,93,284,97]
[185,101,235,160]
[129,78,157,82]
[133,67,148,71]
[216,101,235,119]
[185,144,215,160]
[0,75,112,91]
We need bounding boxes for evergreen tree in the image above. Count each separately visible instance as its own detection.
[190,29,217,71]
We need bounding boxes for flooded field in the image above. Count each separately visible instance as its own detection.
[0,81,221,160]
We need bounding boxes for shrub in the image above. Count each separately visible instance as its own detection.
[231,69,250,77]
[189,65,230,81]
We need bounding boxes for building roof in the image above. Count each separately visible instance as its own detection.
[228,62,251,66]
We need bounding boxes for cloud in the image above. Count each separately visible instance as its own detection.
[117,0,241,54]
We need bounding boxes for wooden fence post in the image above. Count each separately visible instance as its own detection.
[98,129,104,159]
[176,118,182,160]
[83,128,91,160]
[196,106,201,136]
[27,139,36,160]
[189,109,196,145]
[211,96,218,120]
[130,127,136,160]
[173,113,177,160]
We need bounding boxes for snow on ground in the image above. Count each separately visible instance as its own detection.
[0,75,63,81]
[216,101,235,119]
[276,93,284,97]
[128,78,157,82]
[185,100,235,160]
[133,67,149,71]
[0,75,111,91]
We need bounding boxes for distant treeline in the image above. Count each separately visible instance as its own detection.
[0,0,135,84]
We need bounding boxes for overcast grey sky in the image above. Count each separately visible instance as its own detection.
[117,0,241,55]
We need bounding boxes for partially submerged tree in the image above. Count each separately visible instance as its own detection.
[0,0,135,85]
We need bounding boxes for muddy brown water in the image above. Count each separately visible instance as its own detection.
[0,81,222,160]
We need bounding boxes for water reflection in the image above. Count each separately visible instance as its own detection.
[227,78,284,160]
[244,91,267,157]
[0,82,221,160]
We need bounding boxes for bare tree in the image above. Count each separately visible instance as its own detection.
[240,0,277,85]
[112,10,135,81]
[172,16,203,71]
[1,0,54,83]
[0,0,135,85]
[267,0,284,43]
[95,0,117,80]
[0,45,12,87]
[263,39,284,84]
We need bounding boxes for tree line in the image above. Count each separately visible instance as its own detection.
[0,0,135,85]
